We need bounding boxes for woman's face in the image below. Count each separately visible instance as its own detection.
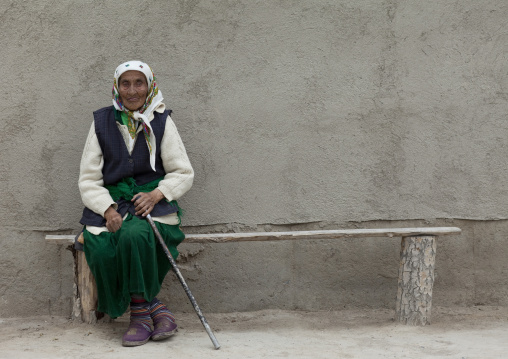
[118,70,148,111]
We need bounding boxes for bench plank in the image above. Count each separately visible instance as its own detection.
[183,227,461,243]
[45,227,461,245]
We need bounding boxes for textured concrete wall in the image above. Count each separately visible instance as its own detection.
[1,1,507,316]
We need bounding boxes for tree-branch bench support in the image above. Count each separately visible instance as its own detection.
[46,226,461,326]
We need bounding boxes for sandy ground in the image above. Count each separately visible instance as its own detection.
[0,306,507,359]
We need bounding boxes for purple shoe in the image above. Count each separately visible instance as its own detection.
[151,317,178,341]
[122,322,153,347]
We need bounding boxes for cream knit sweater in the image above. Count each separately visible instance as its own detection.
[78,103,194,234]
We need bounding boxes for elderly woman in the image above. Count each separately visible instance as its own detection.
[78,60,194,347]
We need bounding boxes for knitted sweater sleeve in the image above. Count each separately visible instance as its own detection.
[156,114,194,201]
[78,122,116,217]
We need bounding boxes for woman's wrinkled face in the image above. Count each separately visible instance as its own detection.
[118,70,148,111]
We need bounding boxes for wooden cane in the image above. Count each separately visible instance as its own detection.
[146,214,221,350]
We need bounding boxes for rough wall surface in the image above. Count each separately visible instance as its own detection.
[0,1,507,316]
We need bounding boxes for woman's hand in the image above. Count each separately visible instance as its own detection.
[132,189,165,217]
[104,206,123,232]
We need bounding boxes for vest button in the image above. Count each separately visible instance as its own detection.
[128,159,133,163]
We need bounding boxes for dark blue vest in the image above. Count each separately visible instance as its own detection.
[80,106,179,227]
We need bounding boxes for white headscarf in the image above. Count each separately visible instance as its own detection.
[112,60,163,171]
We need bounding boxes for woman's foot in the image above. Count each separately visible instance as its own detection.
[122,322,152,347]
[149,297,178,341]
[122,299,153,347]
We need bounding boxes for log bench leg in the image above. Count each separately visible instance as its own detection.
[71,249,99,323]
[395,235,437,326]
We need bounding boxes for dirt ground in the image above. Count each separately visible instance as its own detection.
[0,306,507,359]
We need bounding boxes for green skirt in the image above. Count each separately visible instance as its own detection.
[83,213,185,318]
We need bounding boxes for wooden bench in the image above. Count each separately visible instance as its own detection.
[46,226,461,326]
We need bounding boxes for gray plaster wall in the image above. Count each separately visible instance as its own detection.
[0,1,507,317]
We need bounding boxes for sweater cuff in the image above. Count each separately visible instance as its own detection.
[156,186,172,202]
[97,200,117,216]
